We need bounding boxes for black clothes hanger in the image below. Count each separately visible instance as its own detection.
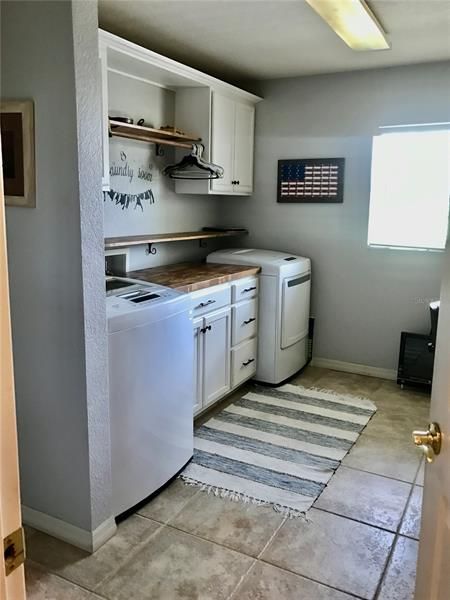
[163,143,224,180]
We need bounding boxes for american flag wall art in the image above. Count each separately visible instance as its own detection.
[277,158,345,203]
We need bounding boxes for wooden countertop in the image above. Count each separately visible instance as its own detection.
[127,262,260,293]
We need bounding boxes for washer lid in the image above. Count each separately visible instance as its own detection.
[106,276,190,332]
[207,248,311,276]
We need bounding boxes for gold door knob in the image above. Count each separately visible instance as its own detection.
[412,422,442,463]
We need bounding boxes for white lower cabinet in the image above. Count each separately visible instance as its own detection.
[193,307,231,414]
[192,277,259,417]
[192,316,204,414]
[203,308,231,407]
[232,298,258,346]
[231,338,257,389]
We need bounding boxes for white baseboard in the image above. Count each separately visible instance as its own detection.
[22,505,117,552]
[311,357,397,381]
[91,516,118,552]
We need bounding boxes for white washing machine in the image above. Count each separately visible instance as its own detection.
[207,249,311,384]
[106,277,193,517]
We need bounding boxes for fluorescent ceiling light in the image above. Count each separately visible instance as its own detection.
[305,0,390,51]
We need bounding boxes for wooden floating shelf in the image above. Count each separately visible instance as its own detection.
[105,229,248,250]
[109,120,201,149]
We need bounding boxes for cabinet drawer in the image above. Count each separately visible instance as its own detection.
[191,284,231,316]
[232,278,258,303]
[232,299,258,346]
[231,338,257,388]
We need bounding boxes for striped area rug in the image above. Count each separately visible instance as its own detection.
[181,384,376,516]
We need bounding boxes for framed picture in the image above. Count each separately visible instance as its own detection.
[0,100,35,207]
[277,158,345,203]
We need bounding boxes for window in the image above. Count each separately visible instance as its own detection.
[368,128,450,250]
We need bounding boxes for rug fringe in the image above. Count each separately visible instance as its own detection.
[272,504,309,520]
[180,475,308,519]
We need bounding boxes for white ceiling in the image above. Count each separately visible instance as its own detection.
[98,0,450,85]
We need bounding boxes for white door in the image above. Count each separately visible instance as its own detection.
[0,141,26,598]
[281,273,311,349]
[210,92,235,193]
[193,316,204,415]
[203,307,231,407]
[233,102,255,194]
[414,250,450,600]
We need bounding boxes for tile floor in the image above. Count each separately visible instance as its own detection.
[25,367,428,600]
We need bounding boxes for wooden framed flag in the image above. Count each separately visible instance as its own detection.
[277,158,345,203]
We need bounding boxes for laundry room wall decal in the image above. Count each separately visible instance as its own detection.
[105,148,157,211]
[105,188,155,211]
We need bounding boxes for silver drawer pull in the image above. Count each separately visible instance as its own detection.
[196,299,216,309]
[243,286,257,293]
[242,358,255,367]
[243,317,256,325]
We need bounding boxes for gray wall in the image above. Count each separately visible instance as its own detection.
[72,0,112,530]
[1,0,112,533]
[222,62,450,371]
[105,71,223,271]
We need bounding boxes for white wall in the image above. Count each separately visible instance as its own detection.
[222,62,450,371]
[104,71,223,271]
[1,0,113,545]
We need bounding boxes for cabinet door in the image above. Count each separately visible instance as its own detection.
[193,316,204,415]
[210,93,235,193]
[203,308,231,407]
[233,102,255,194]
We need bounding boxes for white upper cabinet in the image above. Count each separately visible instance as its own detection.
[210,93,235,193]
[210,93,255,195]
[231,101,255,195]
[175,90,257,196]
[99,30,261,197]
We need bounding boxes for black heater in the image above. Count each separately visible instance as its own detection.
[397,301,439,389]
